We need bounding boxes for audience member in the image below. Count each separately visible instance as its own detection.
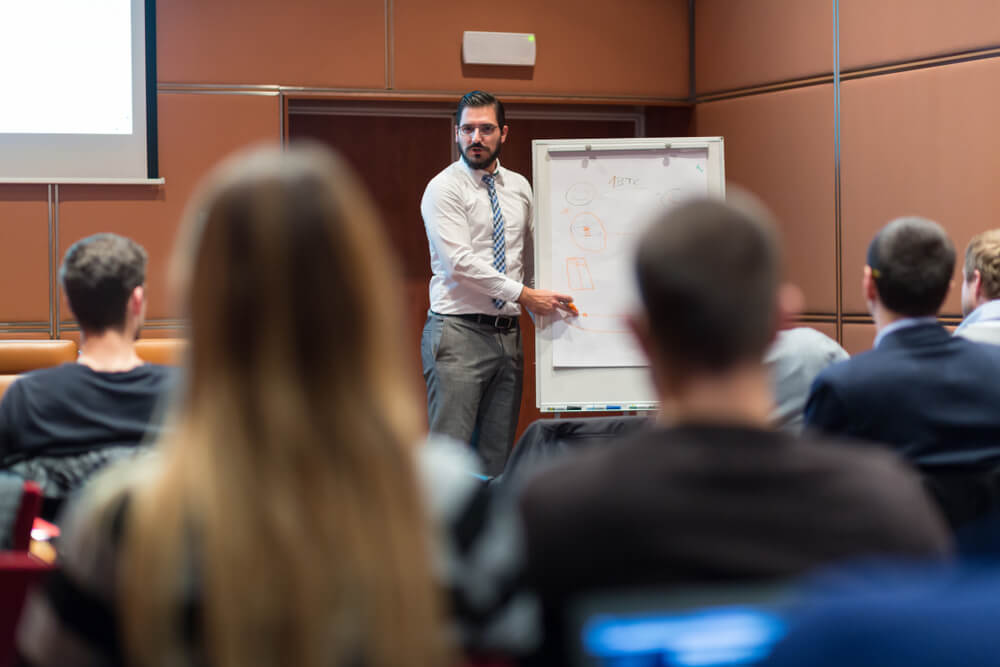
[518,198,950,664]
[805,217,1000,527]
[764,327,848,433]
[17,145,461,667]
[956,228,1000,344]
[0,234,172,519]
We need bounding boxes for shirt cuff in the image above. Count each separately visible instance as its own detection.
[499,278,524,304]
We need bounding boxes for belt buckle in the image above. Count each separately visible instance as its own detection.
[494,315,512,329]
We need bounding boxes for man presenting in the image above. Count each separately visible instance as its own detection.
[421,90,575,475]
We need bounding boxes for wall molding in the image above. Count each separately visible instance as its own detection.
[693,46,1000,105]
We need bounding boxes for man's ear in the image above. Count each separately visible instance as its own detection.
[774,283,804,342]
[626,311,655,366]
[499,124,509,145]
[129,285,145,315]
[627,311,667,398]
[972,269,984,301]
[862,265,878,303]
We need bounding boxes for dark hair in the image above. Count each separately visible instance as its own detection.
[635,196,780,375]
[866,217,955,317]
[455,90,505,128]
[59,233,147,332]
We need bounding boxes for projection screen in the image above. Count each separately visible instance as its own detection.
[0,0,158,182]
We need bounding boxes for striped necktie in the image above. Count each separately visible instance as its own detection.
[482,173,507,309]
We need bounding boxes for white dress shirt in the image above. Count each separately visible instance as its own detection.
[422,159,534,316]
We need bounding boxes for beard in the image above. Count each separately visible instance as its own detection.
[459,140,502,170]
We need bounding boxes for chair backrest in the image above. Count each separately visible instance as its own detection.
[11,482,41,552]
[0,340,77,375]
[493,416,650,486]
[0,479,40,552]
[0,552,54,667]
[135,338,187,366]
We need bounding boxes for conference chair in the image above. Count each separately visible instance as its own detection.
[492,415,650,487]
[0,340,78,400]
[0,340,77,375]
[0,478,41,552]
[135,337,187,366]
[0,551,54,667]
[921,463,1000,532]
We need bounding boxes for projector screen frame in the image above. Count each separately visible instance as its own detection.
[0,0,163,185]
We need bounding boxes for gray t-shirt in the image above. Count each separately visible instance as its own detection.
[765,328,849,433]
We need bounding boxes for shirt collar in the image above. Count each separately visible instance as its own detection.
[460,158,504,187]
[874,316,939,348]
[956,299,1000,331]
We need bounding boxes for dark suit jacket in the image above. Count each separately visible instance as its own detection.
[805,323,1000,467]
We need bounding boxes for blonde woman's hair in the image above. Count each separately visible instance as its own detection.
[964,229,1000,301]
[117,143,446,667]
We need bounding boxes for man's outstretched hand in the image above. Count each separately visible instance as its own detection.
[517,287,578,316]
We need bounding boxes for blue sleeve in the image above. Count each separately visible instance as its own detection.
[804,374,850,435]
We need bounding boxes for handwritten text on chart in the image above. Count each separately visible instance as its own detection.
[609,175,640,188]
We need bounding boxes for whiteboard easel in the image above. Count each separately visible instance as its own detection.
[532,137,726,412]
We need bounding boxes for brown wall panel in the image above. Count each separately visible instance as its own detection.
[791,321,838,342]
[0,332,50,340]
[840,59,1000,316]
[158,0,385,87]
[289,113,453,281]
[841,322,876,355]
[696,0,831,94]
[58,93,280,323]
[695,85,836,313]
[0,187,51,323]
[841,0,1000,72]
[393,0,689,99]
[842,321,957,355]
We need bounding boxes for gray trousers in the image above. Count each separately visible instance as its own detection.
[421,312,523,477]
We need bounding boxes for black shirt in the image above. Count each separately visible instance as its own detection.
[0,362,173,465]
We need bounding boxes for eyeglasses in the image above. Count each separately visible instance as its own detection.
[458,124,499,137]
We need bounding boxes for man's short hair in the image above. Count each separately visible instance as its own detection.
[866,217,955,317]
[455,90,505,128]
[635,196,781,375]
[59,233,147,333]
[964,229,1000,301]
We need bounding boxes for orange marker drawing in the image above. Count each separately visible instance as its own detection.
[566,257,595,291]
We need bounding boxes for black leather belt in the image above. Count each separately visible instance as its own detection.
[435,311,518,330]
